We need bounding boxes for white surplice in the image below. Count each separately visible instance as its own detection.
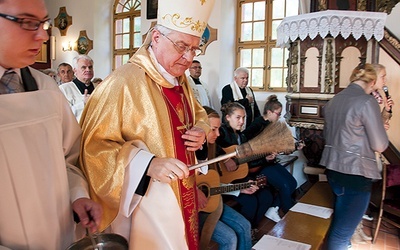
[59,81,86,122]
[0,67,89,250]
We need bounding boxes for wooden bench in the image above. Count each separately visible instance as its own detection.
[267,181,334,250]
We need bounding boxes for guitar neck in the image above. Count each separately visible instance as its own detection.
[209,181,256,196]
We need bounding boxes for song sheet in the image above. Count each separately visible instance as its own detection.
[289,202,333,219]
[252,235,311,250]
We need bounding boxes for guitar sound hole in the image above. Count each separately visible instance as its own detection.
[199,185,210,197]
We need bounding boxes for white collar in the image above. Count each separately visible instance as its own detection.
[148,47,178,86]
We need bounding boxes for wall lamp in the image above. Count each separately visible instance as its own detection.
[62,41,73,52]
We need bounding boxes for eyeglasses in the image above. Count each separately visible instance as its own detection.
[273,111,282,116]
[0,13,52,31]
[160,32,202,57]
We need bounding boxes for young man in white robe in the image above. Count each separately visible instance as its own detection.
[0,0,102,249]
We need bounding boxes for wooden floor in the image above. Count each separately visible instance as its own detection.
[350,219,399,250]
[208,181,400,250]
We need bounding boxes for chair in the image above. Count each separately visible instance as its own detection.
[371,163,400,243]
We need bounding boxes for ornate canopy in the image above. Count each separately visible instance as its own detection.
[276,10,387,48]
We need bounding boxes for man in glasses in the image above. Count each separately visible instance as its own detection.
[187,60,214,107]
[0,0,102,249]
[80,0,215,249]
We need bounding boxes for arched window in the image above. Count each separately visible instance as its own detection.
[236,0,299,91]
[113,0,141,70]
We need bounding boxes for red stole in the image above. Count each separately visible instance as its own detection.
[161,86,199,249]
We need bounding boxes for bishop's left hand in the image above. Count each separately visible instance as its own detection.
[182,127,206,151]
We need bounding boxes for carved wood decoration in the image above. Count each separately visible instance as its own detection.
[278,10,387,168]
[315,0,369,11]
[324,39,334,93]
[298,128,326,167]
[299,36,324,93]
[314,0,400,13]
[334,36,368,93]
[286,41,299,93]
[376,0,400,14]
[380,28,400,65]
[54,7,72,36]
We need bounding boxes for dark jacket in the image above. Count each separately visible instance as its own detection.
[220,84,261,128]
[216,123,270,170]
[242,116,271,141]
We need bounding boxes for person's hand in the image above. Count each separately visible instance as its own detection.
[196,186,208,209]
[384,120,390,130]
[224,158,238,172]
[182,126,206,151]
[83,89,91,104]
[147,157,189,183]
[72,198,103,233]
[246,94,254,103]
[265,153,277,161]
[385,96,394,112]
[240,181,259,194]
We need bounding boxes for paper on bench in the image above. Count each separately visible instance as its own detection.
[252,235,311,250]
[290,202,333,219]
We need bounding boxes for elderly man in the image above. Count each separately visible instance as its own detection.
[57,62,74,85]
[59,55,95,121]
[79,0,215,249]
[0,0,102,249]
[221,67,261,129]
[187,60,213,107]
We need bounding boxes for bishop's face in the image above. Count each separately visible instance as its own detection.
[151,29,201,77]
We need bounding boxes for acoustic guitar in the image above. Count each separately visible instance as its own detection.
[197,169,267,213]
[217,145,249,183]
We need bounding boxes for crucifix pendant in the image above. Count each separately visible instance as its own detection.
[177,122,192,133]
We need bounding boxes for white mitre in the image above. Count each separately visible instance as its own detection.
[157,0,215,37]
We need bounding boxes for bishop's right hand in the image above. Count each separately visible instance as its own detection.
[147,157,189,183]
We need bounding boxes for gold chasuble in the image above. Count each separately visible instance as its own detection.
[79,43,209,249]
[162,86,198,249]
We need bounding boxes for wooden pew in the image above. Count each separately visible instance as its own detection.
[267,181,333,250]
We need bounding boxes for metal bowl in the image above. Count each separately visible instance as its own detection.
[66,233,128,250]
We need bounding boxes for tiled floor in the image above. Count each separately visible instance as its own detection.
[207,181,400,249]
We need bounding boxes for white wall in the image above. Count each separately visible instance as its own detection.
[44,0,112,79]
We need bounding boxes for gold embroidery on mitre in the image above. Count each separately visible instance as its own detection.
[162,14,207,34]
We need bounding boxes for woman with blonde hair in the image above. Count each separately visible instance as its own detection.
[320,63,389,249]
